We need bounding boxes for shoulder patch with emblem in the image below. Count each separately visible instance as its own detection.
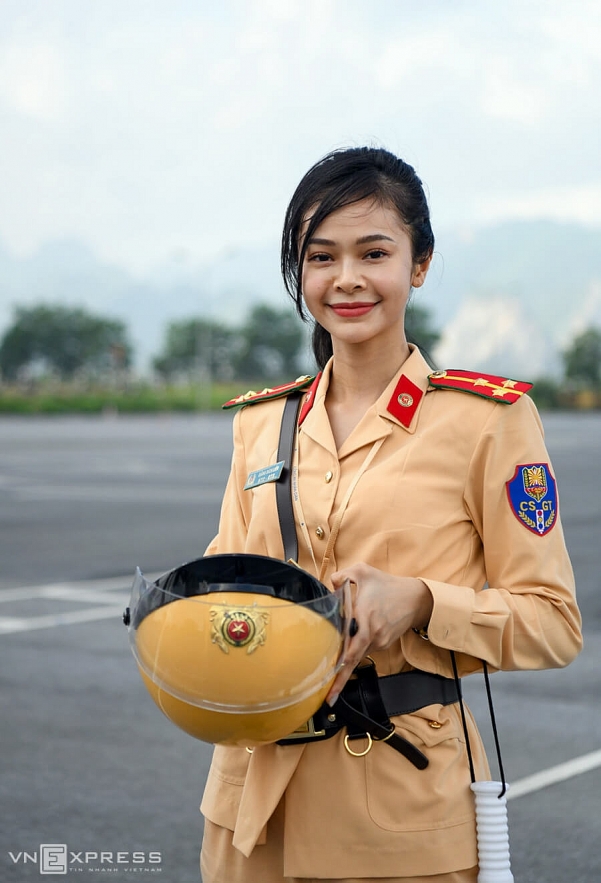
[506,464,558,536]
[222,375,315,409]
[428,369,532,404]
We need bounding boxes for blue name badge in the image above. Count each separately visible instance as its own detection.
[244,460,285,491]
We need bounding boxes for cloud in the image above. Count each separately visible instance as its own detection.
[0,39,66,121]
[0,0,599,275]
[473,184,601,227]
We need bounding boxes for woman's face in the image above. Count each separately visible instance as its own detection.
[301,198,430,356]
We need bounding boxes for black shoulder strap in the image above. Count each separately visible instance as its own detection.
[276,392,303,563]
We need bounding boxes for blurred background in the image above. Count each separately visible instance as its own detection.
[0,0,600,407]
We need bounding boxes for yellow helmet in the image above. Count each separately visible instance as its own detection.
[124,554,345,746]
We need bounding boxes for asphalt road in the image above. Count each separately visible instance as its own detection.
[0,411,599,883]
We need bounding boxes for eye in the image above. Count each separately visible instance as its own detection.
[365,249,387,259]
[307,252,332,263]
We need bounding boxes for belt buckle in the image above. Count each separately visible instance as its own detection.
[283,715,326,741]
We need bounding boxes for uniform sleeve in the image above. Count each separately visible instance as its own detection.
[203,409,252,556]
[408,395,582,674]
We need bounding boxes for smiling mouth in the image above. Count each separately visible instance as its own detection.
[329,302,378,317]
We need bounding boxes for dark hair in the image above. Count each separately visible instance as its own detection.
[281,147,435,369]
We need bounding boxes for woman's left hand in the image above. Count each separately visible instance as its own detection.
[326,562,433,705]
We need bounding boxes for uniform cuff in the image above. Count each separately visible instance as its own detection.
[420,579,476,652]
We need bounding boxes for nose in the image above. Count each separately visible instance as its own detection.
[334,258,366,293]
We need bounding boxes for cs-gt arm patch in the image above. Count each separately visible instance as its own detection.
[506,463,558,536]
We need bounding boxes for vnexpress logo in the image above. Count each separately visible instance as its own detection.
[8,845,162,875]
[40,845,67,875]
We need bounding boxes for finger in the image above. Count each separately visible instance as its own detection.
[325,665,352,706]
[330,562,365,585]
[326,633,372,705]
[331,566,362,588]
[326,635,361,704]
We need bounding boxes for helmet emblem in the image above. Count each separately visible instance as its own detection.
[210,608,269,654]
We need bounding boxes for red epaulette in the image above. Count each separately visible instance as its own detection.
[428,369,533,404]
[222,375,315,409]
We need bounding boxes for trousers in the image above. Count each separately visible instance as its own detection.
[200,802,478,883]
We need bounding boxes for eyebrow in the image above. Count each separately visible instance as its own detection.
[307,233,395,246]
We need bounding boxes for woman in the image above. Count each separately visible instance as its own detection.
[199,147,582,883]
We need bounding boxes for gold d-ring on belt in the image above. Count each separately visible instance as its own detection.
[344,733,373,757]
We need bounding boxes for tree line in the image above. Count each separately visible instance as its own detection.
[0,302,600,394]
[0,302,441,384]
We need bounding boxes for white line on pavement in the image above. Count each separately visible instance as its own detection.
[0,605,125,634]
[0,573,165,634]
[0,585,129,605]
[508,748,601,800]
[0,572,164,602]
[0,576,132,600]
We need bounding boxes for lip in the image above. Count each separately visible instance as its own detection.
[328,302,378,318]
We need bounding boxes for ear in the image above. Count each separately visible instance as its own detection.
[411,253,432,289]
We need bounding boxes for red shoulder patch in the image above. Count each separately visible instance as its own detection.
[428,370,532,404]
[222,375,315,409]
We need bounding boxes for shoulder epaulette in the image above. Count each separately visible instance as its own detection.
[222,375,315,409]
[428,369,532,404]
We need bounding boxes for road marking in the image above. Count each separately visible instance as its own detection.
[508,748,601,800]
[0,573,165,635]
[0,605,125,634]
[0,576,132,600]
[0,585,129,604]
[9,484,224,504]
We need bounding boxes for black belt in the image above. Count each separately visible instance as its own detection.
[277,661,459,770]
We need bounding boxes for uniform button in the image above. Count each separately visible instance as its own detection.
[324,471,333,483]
[428,720,442,729]
[315,526,325,539]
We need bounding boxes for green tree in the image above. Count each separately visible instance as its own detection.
[0,304,132,381]
[153,318,237,381]
[563,326,601,387]
[529,377,561,410]
[405,303,441,354]
[234,304,304,380]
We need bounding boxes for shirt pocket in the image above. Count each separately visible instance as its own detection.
[200,746,250,831]
[365,704,475,833]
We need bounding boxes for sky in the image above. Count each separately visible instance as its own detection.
[0,0,599,278]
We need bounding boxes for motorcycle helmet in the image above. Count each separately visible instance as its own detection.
[124,554,346,746]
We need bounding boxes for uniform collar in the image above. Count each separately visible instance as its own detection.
[299,345,432,454]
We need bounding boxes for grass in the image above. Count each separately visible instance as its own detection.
[0,379,598,414]
[0,383,246,414]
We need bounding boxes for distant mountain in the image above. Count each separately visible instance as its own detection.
[1,220,600,378]
[430,221,601,377]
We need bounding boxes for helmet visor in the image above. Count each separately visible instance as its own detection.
[126,554,346,714]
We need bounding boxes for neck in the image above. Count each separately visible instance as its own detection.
[328,337,411,405]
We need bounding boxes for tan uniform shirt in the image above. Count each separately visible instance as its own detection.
[201,346,582,878]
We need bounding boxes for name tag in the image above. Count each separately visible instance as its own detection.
[244,460,285,490]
